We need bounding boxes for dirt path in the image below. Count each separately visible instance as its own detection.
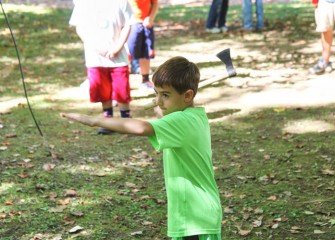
[139,36,335,120]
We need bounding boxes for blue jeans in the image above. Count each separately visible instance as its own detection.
[243,0,264,30]
[205,0,229,29]
[130,58,140,74]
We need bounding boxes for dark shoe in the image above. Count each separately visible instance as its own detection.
[96,127,114,135]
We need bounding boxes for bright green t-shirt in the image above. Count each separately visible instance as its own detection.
[148,107,222,238]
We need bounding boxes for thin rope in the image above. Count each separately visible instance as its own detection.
[1,0,53,156]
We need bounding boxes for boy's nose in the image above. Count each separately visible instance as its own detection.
[155,96,162,107]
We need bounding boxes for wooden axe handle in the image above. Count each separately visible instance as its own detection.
[144,72,236,110]
[198,72,230,89]
[144,74,230,110]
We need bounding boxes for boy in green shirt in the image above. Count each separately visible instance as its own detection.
[62,56,222,240]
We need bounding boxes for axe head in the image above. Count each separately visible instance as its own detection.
[216,48,236,77]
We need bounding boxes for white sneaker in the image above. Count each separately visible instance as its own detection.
[221,26,228,32]
[205,27,220,33]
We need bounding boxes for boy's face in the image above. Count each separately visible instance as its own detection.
[154,85,193,116]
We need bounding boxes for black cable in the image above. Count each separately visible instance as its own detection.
[1,1,54,156]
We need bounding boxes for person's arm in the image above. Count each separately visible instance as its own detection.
[143,1,159,28]
[103,24,131,59]
[61,113,155,136]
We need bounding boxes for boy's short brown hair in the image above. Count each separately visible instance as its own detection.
[152,56,200,96]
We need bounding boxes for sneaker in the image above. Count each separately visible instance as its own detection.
[325,62,333,73]
[97,127,114,135]
[205,27,220,33]
[221,26,228,33]
[309,59,333,74]
[139,81,154,89]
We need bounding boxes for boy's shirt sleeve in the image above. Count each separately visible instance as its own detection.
[148,112,185,151]
[69,1,80,26]
[123,0,137,26]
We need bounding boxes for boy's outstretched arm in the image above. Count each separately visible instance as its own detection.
[61,113,155,136]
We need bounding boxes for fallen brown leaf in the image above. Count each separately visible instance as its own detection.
[239,229,252,236]
[69,225,83,233]
[64,189,77,197]
[0,212,6,219]
[57,198,71,205]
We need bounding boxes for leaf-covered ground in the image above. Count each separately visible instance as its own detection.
[1,1,335,239]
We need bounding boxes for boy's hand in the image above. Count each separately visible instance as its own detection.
[61,113,96,127]
[143,17,153,28]
[98,49,119,60]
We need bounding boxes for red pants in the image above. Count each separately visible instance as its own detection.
[87,66,131,104]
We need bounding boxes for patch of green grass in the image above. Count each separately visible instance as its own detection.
[211,107,335,239]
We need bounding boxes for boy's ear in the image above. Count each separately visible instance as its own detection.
[184,89,194,103]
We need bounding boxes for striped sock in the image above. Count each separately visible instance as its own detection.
[103,108,113,118]
[120,109,131,118]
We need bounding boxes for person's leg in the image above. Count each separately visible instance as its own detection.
[131,58,140,74]
[309,0,333,74]
[87,67,113,116]
[139,58,150,76]
[127,23,144,74]
[206,0,219,28]
[111,66,132,118]
[321,29,333,64]
[255,0,264,30]
[218,0,229,29]
[139,26,155,88]
[87,67,114,134]
[243,0,253,30]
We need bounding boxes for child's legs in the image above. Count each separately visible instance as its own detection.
[87,67,112,106]
[110,66,131,110]
[255,0,264,29]
[127,23,145,60]
[243,0,253,29]
[140,27,155,75]
[218,0,229,28]
[315,0,335,63]
[139,58,150,75]
[205,0,220,28]
[144,27,155,58]
[321,30,333,63]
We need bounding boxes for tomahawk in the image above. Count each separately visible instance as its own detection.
[145,48,236,109]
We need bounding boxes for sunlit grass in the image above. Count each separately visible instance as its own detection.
[0,182,15,194]
[1,4,52,14]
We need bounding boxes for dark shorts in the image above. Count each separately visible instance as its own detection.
[127,23,155,60]
[86,66,131,104]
